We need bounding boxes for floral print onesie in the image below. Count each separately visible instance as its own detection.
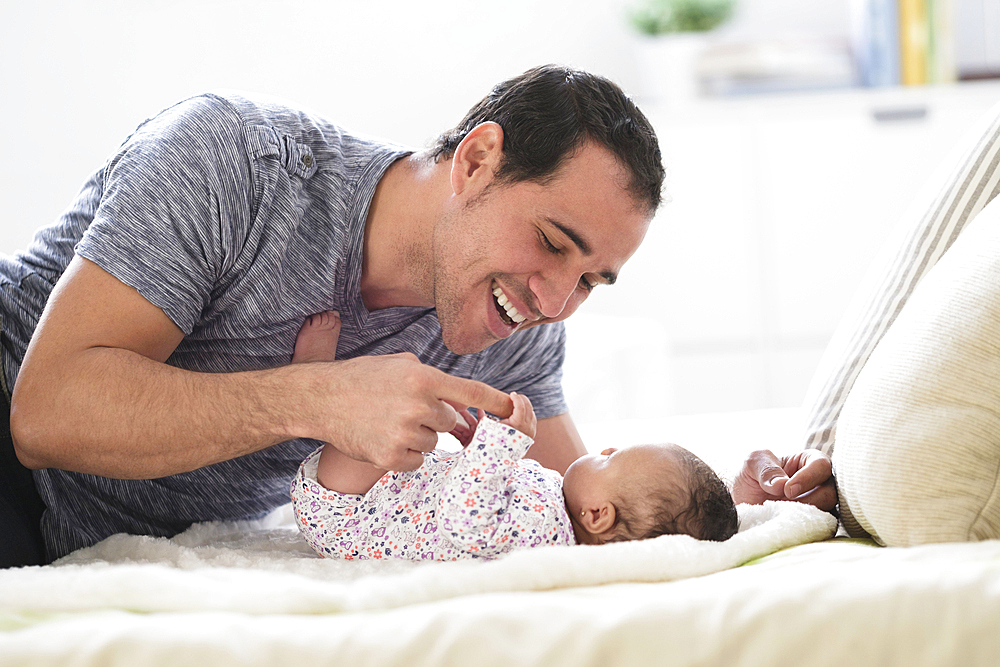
[291,417,576,561]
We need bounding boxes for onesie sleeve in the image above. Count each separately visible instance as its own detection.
[290,447,370,559]
[437,418,533,553]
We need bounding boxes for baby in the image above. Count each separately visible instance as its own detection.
[290,312,738,561]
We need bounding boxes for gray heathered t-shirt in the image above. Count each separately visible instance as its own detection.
[0,92,567,560]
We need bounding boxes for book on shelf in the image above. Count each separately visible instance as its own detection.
[851,0,901,86]
[927,0,957,83]
[899,0,930,84]
[851,0,959,86]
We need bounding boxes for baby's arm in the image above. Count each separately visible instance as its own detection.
[437,417,534,551]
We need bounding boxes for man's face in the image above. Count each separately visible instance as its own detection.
[431,141,652,355]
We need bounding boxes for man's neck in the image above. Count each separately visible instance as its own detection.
[360,153,445,311]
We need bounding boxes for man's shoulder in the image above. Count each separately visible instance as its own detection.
[200,90,329,130]
[131,91,345,153]
[196,91,411,174]
[201,91,401,149]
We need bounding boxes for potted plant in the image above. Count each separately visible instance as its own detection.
[629,0,735,35]
[629,0,736,106]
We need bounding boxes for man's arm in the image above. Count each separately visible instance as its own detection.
[11,257,513,479]
[527,413,586,474]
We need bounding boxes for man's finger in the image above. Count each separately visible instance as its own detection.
[443,401,479,430]
[786,478,838,512]
[423,400,465,434]
[747,450,790,495]
[435,372,514,419]
[458,407,478,430]
[784,450,834,499]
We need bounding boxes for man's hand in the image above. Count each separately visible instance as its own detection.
[305,353,514,472]
[731,448,837,512]
[445,391,537,447]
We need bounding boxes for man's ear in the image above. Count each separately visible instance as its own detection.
[450,122,504,196]
[581,501,617,537]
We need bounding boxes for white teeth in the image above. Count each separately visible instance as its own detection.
[492,282,526,324]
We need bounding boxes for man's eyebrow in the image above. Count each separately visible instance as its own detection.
[550,219,592,255]
[548,218,617,285]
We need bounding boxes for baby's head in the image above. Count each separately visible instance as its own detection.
[562,443,737,545]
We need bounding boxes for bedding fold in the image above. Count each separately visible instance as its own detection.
[0,501,836,617]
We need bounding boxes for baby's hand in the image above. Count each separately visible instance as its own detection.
[502,392,536,439]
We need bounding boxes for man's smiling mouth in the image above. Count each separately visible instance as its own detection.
[492,280,526,326]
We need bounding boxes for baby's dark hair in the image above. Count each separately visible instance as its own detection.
[613,445,738,543]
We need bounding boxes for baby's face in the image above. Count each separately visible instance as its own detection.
[562,443,686,523]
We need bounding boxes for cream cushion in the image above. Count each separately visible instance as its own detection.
[834,196,1000,546]
[802,101,1000,456]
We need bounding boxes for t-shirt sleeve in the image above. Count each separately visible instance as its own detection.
[74,94,257,335]
[474,322,568,420]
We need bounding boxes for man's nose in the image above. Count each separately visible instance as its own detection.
[527,271,582,320]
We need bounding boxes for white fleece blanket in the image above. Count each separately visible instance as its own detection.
[0,501,835,617]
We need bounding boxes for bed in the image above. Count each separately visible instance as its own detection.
[5,94,1000,667]
[1,408,999,666]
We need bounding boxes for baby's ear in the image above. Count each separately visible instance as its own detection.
[582,502,617,539]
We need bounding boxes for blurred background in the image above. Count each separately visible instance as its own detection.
[2,0,999,438]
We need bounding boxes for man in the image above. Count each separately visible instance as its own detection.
[1,65,833,568]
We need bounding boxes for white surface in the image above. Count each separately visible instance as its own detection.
[0,502,834,615]
[0,0,959,425]
[0,501,838,666]
[2,408,999,666]
[6,538,1000,667]
[571,81,1000,416]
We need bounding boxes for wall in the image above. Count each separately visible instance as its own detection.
[565,82,1000,423]
[0,0,850,253]
[11,0,962,430]
[0,0,640,254]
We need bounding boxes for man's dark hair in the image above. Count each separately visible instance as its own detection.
[431,64,665,213]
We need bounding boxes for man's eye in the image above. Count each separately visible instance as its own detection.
[539,231,561,254]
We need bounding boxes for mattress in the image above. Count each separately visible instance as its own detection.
[1,408,997,666]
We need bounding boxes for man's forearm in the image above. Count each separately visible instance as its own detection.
[11,346,311,478]
[9,255,515,479]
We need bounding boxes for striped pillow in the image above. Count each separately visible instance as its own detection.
[802,101,1000,456]
[833,197,1000,545]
